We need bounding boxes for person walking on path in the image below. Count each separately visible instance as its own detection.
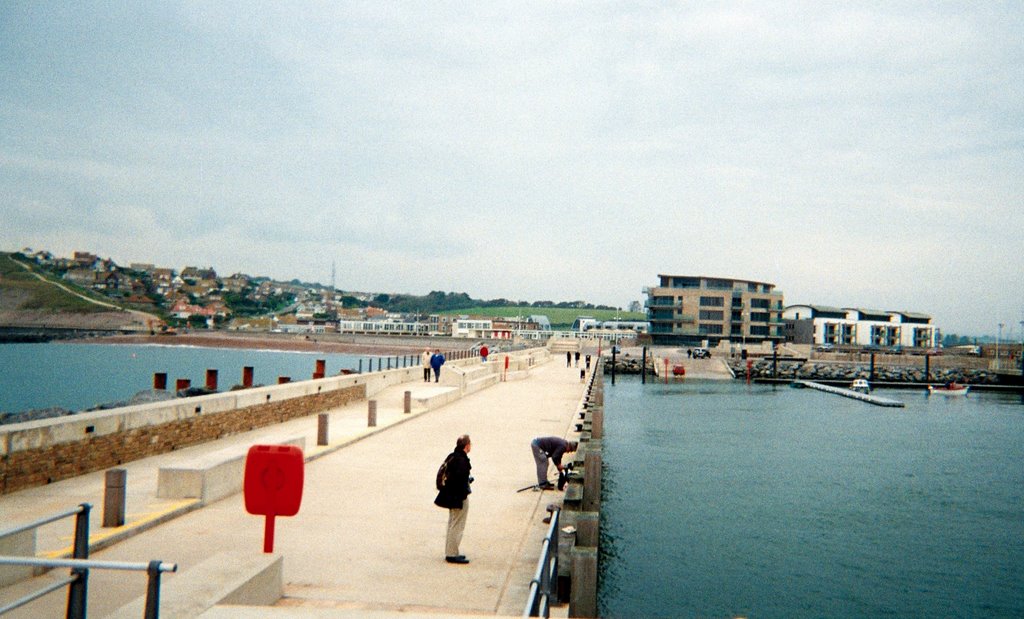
[480,345,489,363]
[566,351,572,367]
[430,350,446,383]
[530,436,578,490]
[422,349,432,382]
[434,434,473,564]
[574,351,580,367]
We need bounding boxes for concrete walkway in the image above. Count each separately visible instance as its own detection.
[0,355,589,617]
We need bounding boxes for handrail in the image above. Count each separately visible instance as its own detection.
[523,507,560,618]
[0,504,175,619]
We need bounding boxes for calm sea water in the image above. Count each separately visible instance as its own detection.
[599,377,1024,618]
[0,343,390,414]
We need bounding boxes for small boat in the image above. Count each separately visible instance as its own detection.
[672,365,686,376]
[928,383,969,396]
[850,379,870,393]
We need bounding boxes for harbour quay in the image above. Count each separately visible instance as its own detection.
[0,344,604,617]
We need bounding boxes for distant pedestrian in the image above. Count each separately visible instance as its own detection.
[585,355,591,370]
[422,349,432,382]
[430,350,446,383]
[580,368,585,382]
[566,351,572,367]
[480,345,489,363]
[574,351,580,367]
[435,434,473,564]
[687,349,692,359]
[530,436,578,490]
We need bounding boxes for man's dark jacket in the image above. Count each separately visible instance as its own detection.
[434,448,471,509]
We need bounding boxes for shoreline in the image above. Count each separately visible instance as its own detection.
[76,331,454,356]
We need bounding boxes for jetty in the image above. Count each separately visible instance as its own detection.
[794,380,905,407]
[0,346,600,617]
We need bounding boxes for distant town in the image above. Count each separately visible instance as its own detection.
[3,248,644,340]
[2,248,1011,353]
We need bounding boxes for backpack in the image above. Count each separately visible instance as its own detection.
[436,453,455,491]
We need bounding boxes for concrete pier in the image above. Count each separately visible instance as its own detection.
[0,349,589,617]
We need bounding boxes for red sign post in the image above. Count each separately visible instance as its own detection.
[244,444,305,553]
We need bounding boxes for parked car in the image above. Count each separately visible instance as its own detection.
[692,348,711,359]
[815,343,835,352]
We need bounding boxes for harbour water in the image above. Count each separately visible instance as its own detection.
[0,342,383,415]
[599,376,1024,618]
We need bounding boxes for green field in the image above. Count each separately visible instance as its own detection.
[437,306,646,329]
[0,253,107,313]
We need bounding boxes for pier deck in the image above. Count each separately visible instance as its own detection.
[0,355,589,617]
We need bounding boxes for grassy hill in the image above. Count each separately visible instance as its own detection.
[437,306,646,329]
[0,253,105,313]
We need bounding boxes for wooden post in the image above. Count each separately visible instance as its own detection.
[404,390,411,414]
[153,372,167,390]
[582,451,601,513]
[569,546,598,618]
[243,366,254,388]
[205,369,218,391]
[368,400,377,427]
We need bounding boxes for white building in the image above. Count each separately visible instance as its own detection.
[782,305,938,348]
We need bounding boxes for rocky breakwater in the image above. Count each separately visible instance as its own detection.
[729,359,1003,385]
[601,353,653,375]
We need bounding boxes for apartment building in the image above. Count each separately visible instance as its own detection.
[645,274,784,346]
[782,305,938,348]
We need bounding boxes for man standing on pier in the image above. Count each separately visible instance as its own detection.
[434,434,472,564]
[530,436,578,490]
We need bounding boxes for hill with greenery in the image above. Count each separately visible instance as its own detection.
[0,253,106,313]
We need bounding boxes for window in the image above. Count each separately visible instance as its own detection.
[750,325,769,336]
[750,312,770,322]
[699,324,724,334]
[750,298,770,309]
[699,310,724,321]
[700,296,724,307]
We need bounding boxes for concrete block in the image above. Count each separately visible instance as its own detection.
[157,436,305,504]
[0,528,35,587]
[107,551,283,619]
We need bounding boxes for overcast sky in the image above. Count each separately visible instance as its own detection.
[2,2,1022,336]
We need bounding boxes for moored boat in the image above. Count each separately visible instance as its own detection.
[850,378,870,393]
[672,365,686,376]
[928,383,969,396]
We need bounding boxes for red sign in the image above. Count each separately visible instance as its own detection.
[244,444,304,552]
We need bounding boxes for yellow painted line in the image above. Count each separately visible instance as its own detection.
[42,499,200,559]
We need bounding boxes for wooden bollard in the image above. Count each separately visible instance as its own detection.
[368,400,377,427]
[575,512,600,547]
[175,378,190,391]
[315,359,326,375]
[153,372,167,390]
[317,413,329,446]
[242,366,254,388]
[582,451,602,512]
[278,376,291,384]
[404,390,411,414]
[205,369,218,391]
[102,468,127,528]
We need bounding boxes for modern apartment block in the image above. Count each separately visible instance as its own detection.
[782,305,938,348]
[644,274,784,346]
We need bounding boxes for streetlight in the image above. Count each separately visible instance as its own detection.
[997,323,1004,370]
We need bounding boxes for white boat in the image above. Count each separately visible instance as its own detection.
[928,383,970,396]
[850,379,870,393]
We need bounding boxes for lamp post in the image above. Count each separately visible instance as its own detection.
[996,323,1004,370]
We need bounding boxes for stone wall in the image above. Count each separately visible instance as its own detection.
[0,384,363,495]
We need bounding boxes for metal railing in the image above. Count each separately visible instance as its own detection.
[523,507,560,618]
[0,503,177,618]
